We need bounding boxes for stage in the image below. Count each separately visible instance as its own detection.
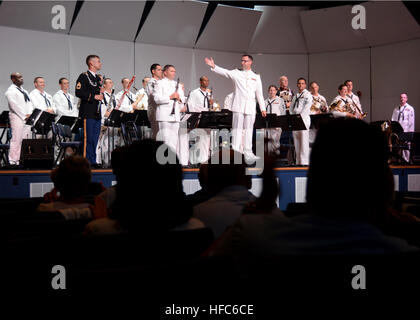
[1,166,420,210]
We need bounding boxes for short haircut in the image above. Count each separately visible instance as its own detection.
[150,63,161,74]
[142,77,150,83]
[199,76,208,82]
[268,85,277,91]
[104,78,112,84]
[242,54,253,61]
[10,73,18,80]
[34,76,44,83]
[163,64,175,72]
[59,77,68,84]
[86,54,100,67]
[344,80,352,85]
[401,92,408,97]
[297,77,306,84]
[121,77,129,83]
[338,84,347,91]
[309,81,318,87]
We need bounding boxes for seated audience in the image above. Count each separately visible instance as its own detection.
[193,149,255,238]
[210,119,418,258]
[38,156,107,220]
[84,140,205,236]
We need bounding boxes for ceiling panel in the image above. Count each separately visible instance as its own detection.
[70,1,145,41]
[195,4,262,53]
[136,0,207,48]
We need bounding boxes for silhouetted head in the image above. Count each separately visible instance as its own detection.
[207,149,251,193]
[112,140,192,232]
[53,156,91,200]
[306,118,393,222]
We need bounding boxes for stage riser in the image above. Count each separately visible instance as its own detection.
[0,168,419,210]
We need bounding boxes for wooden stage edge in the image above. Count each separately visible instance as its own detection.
[1,165,420,175]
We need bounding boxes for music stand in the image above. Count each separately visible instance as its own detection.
[254,114,280,154]
[57,115,78,128]
[26,108,42,127]
[276,114,307,165]
[183,112,201,130]
[310,113,334,130]
[31,110,56,138]
[0,111,10,144]
[133,110,150,139]
[71,118,83,133]
[198,111,232,130]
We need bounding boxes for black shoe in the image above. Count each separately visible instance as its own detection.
[92,163,103,169]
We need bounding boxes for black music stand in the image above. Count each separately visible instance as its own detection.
[183,112,201,130]
[276,114,307,165]
[133,110,150,139]
[26,108,42,127]
[29,110,56,138]
[310,113,334,129]
[71,118,83,133]
[198,111,233,154]
[254,114,280,154]
[0,111,10,144]
[57,115,78,128]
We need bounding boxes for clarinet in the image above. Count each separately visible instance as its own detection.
[106,89,115,112]
[97,75,105,115]
[170,78,180,115]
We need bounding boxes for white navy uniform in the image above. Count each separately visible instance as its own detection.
[96,91,121,165]
[146,78,159,140]
[53,90,78,118]
[210,65,266,156]
[392,103,415,162]
[154,77,187,165]
[224,92,234,111]
[188,88,212,164]
[347,92,362,113]
[330,95,352,118]
[290,89,312,165]
[309,94,328,145]
[5,84,34,165]
[29,89,54,113]
[115,90,136,113]
[135,87,148,110]
[265,96,286,154]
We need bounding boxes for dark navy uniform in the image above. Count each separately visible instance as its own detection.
[75,70,102,165]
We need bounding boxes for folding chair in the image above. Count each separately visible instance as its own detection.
[52,122,82,165]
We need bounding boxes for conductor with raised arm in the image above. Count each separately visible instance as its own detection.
[75,54,104,166]
[205,55,266,162]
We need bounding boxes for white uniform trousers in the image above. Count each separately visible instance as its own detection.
[9,113,32,165]
[293,129,310,165]
[157,121,189,166]
[96,127,122,165]
[267,128,282,155]
[232,112,255,154]
[189,128,211,164]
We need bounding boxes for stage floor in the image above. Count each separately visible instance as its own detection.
[1,166,420,210]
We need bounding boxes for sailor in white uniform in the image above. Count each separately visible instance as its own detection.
[188,76,214,164]
[146,64,163,140]
[29,77,55,114]
[154,64,187,165]
[135,77,150,110]
[277,76,294,112]
[345,80,364,119]
[205,55,266,162]
[53,77,78,118]
[5,73,34,166]
[330,85,355,118]
[265,85,286,155]
[115,77,138,113]
[290,78,313,165]
[308,81,328,145]
[392,93,415,162]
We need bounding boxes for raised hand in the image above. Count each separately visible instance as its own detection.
[204,57,215,69]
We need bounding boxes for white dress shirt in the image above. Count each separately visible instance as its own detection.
[392,103,415,132]
[265,96,286,116]
[115,90,136,113]
[5,84,34,121]
[135,87,148,110]
[211,65,265,115]
[347,92,362,113]
[290,89,313,130]
[29,89,54,113]
[188,88,212,112]
[53,90,78,118]
[154,78,186,122]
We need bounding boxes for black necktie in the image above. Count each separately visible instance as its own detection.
[63,92,72,110]
[398,106,406,121]
[200,90,209,109]
[127,93,134,104]
[16,87,30,102]
[41,92,51,107]
[293,93,302,111]
[267,100,274,113]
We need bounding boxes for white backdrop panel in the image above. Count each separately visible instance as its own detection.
[371,39,420,130]
[69,35,135,93]
[0,26,69,112]
[249,6,308,54]
[135,43,194,91]
[253,53,308,96]
[309,48,371,121]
